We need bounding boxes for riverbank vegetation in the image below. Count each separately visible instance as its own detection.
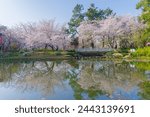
[131,47,150,57]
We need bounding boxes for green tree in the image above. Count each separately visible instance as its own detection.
[67,4,84,46]
[136,0,150,44]
[86,3,115,21]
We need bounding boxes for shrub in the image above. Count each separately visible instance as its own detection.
[67,49,75,52]
[55,52,62,56]
[22,52,32,57]
[131,47,150,57]
[112,53,123,58]
[117,48,129,53]
[66,51,76,56]
[105,51,113,58]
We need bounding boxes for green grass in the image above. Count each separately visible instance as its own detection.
[0,50,76,60]
[131,47,150,57]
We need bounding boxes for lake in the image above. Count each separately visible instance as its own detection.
[0,59,150,100]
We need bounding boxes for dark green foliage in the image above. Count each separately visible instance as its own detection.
[67,4,84,37]
[67,49,75,52]
[55,52,62,56]
[86,3,115,21]
[117,48,129,53]
[66,52,76,56]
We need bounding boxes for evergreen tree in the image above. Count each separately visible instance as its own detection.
[86,3,114,20]
[67,4,84,46]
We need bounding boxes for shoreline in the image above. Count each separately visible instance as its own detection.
[0,56,150,62]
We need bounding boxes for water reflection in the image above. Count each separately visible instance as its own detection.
[0,60,149,100]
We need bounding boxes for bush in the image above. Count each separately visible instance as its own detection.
[67,49,75,52]
[66,52,76,56]
[123,54,131,59]
[131,47,150,57]
[22,52,32,57]
[55,52,62,56]
[112,53,123,58]
[105,51,113,58]
[117,48,129,53]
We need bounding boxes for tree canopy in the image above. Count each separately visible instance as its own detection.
[136,0,150,44]
[86,3,114,21]
[78,16,144,49]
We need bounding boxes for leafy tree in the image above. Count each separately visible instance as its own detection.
[136,0,150,44]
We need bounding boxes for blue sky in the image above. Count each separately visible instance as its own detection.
[0,0,140,27]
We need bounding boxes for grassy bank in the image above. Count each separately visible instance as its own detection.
[0,47,149,62]
[107,47,150,62]
[131,47,150,57]
[128,47,150,62]
[0,50,76,60]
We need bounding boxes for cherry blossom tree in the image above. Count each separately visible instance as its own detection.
[78,21,98,48]
[0,25,24,51]
[78,16,145,49]
[10,20,71,50]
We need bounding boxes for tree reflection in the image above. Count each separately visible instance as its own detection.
[66,69,104,100]
[0,60,149,99]
[0,62,21,83]
[0,61,71,98]
[67,60,147,99]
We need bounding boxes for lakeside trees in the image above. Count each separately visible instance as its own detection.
[0,2,149,53]
[67,3,147,49]
[0,25,22,52]
[0,20,71,52]
[0,16,145,52]
[12,20,71,50]
[67,3,115,47]
[78,16,144,49]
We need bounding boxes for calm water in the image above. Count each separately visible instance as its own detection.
[0,60,150,100]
